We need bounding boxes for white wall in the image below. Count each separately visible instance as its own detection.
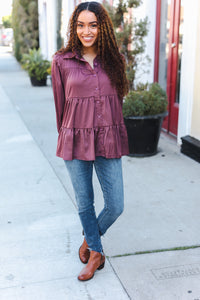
[38,0,57,60]
[190,0,200,140]
[61,0,75,47]
[133,0,157,85]
[177,0,199,143]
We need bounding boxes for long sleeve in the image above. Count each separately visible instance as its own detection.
[51,55,65,132]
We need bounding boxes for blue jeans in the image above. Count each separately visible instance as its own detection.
[64,156,124,253]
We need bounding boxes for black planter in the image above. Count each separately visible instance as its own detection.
[124,112,168,157]
[30,77,47,86]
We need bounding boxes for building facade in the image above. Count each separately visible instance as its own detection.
[154,0,200,145]
[38,0,200,148]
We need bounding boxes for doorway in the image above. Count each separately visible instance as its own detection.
[154,0,184,136]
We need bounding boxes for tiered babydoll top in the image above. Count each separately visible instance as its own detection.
[51,51,129,161]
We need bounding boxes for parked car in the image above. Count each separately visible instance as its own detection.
[2,28,13,46]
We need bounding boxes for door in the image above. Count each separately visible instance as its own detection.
[154,0,184,136]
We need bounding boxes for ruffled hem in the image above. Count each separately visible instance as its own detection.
[56,124,129,161]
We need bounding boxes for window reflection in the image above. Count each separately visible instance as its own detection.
[176,0,184,103]
[158,0,171,92]
[158,0,184,105]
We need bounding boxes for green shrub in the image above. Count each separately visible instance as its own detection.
[123,82,168,117]
[12,0,39,61]
[21,48,51,80]
[2,15,12,28]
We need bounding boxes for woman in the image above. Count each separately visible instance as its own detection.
[51,1,129,281]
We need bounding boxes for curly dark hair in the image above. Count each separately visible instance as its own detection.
[56,1,129,100]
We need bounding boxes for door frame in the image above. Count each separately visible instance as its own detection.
[154,0,181,136]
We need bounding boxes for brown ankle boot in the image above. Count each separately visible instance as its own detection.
[79,238,90,264]
[78,250,105,281]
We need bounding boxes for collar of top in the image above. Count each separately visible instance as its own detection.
[62,51,85,62]
[63,51,78,59]
[62,51,100,66]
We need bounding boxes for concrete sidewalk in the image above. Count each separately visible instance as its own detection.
[0,46,200,299]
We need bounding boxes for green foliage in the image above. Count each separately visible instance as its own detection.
[123,83,168,117]
[12,0,39,61]
[128,0,143,8]
[2,15,12,28]
[104,0,150,90]
[21,48,51,81]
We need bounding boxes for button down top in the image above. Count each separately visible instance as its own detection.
[51,51,129,161]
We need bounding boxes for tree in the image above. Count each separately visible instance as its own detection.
[2,15,12,28]
[12,0,39,61]
[104,0,150,90]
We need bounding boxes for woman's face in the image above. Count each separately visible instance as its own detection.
[77,10,98,50]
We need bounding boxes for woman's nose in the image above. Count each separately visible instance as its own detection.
[83,26,90,34]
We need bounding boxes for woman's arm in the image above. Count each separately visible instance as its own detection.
[51,55,65,132]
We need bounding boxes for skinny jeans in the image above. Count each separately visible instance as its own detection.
[64,156,124,253]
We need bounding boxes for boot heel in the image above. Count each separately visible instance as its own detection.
[97,262,105,270]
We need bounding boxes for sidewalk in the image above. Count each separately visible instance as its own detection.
[0,46,200,300]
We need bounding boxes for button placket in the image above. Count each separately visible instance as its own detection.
[95,98,103,125]
[92,67,101,123]
[93,70,100,97]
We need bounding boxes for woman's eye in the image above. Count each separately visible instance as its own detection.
[77,23,97,29]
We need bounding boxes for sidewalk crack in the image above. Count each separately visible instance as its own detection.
[108,244,200,258]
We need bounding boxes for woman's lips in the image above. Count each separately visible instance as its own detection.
[82,36,94,42]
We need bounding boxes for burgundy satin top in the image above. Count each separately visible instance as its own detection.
[51,51,129,161]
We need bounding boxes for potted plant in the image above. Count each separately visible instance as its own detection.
[21,48,51,86]
[104,1,167,157]
[47,64,52,86]
[123,82,168,156]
